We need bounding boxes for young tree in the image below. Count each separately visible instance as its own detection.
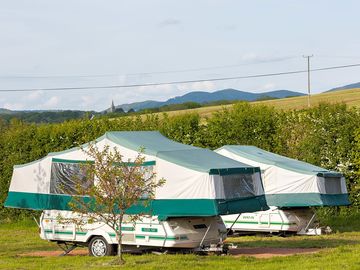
[65,143,165,264]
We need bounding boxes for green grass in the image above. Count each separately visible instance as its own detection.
[1,216,360,269]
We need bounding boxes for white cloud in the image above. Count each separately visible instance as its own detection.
[261,83,276,91]
[111,84,179,104]
[176,81,217,92]
[3,102,24,110]
[80,95,98,108]
[43,96,60,108]
[25,90,44,101]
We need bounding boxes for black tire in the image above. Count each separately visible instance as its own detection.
[88,236,114,257]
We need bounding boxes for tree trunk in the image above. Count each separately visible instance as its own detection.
[117,215,124,263]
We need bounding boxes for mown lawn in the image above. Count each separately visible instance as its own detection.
[0,215,360,270]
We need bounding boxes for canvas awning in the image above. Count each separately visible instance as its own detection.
[5,132,269,217]
[215,145,350,207]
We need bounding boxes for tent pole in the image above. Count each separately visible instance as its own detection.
[199,223,212,247]
[227,214,241,236]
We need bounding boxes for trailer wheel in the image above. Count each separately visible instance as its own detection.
[88,236,114,257]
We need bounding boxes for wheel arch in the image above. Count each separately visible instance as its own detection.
[85,229,113,245]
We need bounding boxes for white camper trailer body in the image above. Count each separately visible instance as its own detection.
[6,132,268,255]
[222,207,321,235]
[40,210,227,256]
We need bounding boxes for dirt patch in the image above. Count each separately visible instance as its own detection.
[20,249,89,257]
[21,247,320,258]
[229,247,321,259]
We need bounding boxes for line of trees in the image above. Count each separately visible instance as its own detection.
[0,102,359,221]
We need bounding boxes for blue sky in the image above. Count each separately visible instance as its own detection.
[1,0,360,111]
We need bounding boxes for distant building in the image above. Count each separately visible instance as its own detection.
[110,100,116,113]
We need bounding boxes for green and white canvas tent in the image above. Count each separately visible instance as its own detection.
[5,131,268,218]
[215,145,350,207]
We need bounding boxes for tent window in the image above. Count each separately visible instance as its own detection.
[323,177,342,194]
[50,162,93,195]
[222,174,255,199]
[138,165,155,199]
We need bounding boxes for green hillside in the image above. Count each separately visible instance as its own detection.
[155,88,360,119]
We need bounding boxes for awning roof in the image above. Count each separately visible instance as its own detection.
[105,131,258,174]
[217,145,342,177]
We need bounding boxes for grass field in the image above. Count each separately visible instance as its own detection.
[142,88,360,119]
[1,215,359,270]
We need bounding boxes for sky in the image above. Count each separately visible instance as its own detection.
[1,0,360,111]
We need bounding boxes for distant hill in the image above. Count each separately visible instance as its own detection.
[115,89,305,111]
[327,82,360,92]
[0,108,14,114]
[0,110,95,123]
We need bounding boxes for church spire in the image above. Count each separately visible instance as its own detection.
[111,100,115,113]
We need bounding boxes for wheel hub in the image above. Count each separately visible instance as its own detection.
[92,239,107,256]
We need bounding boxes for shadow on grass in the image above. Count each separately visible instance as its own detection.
[227,237,360,249]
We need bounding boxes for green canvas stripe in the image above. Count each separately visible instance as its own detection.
[223,220,297,226]
[45,230,188,241]
[52,158,156,167]
[5,191,268,216]
[135,235,179,240]
[316,172,343,177]
[265,193,350,207]
[209,167,260,175]
[44,229,87,235]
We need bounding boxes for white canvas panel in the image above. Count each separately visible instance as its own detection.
[215,149,272,172]
[213,175,225,199]
[155,158,216,199]
[340,177,348,193]
[262,165,277,192]
[253,172,265,196]
[54,138,155,162]
[268,167,318,194]
[216,148,319,194]
[51,147,87,160]
[10,157,52,193]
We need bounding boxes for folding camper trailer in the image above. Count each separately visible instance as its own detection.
[216,145,350,235]
[5,131,268,255]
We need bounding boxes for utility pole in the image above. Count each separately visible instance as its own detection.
[303,55,313,107]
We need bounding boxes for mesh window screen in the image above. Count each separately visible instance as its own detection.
[323,177,342,194]
[222,174,255,199]
[138,165,154,199]
[50,162,93,194]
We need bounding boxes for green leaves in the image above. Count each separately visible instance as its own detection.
[204,102,278,150]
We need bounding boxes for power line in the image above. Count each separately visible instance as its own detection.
[0,57,297,79]
[1,62,360,93]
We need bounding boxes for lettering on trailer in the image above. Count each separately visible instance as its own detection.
[242,216,255,219]
[141,227,158,232]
